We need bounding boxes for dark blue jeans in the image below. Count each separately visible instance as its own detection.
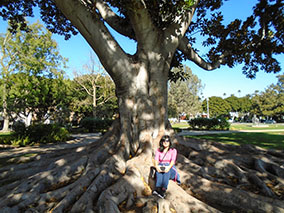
[155,163,180,189]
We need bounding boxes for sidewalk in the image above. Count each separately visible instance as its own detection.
[0,133,101,159]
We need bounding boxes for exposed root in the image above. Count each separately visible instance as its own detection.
[1,131,284,212]
[176,136,284,212]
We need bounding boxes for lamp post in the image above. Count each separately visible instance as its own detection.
[207,98,210,118]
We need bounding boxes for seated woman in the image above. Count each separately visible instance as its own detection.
[153,135,180,198]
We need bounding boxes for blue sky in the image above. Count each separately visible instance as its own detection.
[0,0,283,98]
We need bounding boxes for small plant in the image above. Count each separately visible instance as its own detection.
[0,134,14,145]
[11,136,30,147]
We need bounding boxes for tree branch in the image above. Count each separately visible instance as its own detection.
[163,1,199,54]
[125,0,160,51]
[53,0,132,82]
[178,36,227,71]
[94,0,134,39]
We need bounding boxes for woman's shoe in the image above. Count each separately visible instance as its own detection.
[158,190,165,199]
[153,187,165,199]
[152,187,161,196]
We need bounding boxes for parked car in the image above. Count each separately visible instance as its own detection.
[264,120,276,124]
[169,118,178,123]
[228,119,234,123]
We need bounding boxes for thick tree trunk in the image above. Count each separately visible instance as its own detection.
[116,76,168,158]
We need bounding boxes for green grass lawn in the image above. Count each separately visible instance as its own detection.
[186,132,284,150]
[0,132,12,137]
[230,123,284,130]
[172,122,284,150]
[171,122,284,130]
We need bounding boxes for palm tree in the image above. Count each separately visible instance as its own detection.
[238,90,241,97]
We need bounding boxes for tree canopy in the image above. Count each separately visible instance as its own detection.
[1,0,283,79]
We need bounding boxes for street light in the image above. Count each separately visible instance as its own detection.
[207,98,210,118]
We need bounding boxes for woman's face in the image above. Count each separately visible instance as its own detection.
[163,139,170,148]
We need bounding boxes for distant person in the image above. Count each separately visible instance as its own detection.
[153,135,180,198]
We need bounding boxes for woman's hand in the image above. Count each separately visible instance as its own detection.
[155,160,162,173]
[165,161,174,173]
[156,166,163,173]
[164,166,171,173]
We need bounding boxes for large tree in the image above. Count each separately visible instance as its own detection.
[0,21,66,130]
[1,0,284,212]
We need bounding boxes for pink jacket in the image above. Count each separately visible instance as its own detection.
[155,148,177,164]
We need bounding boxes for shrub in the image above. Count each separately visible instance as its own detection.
[0,123,70,146]
[188,117,230,130]
[25,124,70,144]
[79,117,113,133]
[11,121,26,135]
[218,117,231,130]
[188,117,209,130]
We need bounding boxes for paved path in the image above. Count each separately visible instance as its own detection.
[0,133,101,159]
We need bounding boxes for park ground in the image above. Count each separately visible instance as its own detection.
[1,123,283,163]
[1,123,284,212]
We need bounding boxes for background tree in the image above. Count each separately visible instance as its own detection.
[225,95,241,112]
[0,21,66,129]
[0,22,67,126]
[258,87,278,119]
[72,53,116,118]
[251,74,284,121]
[1,0,284,212]
[9,73,68,124]
[225,95,242,121]
[250,90,264,120]
[203,96,231,118]
[238,95,253,121]
[271,74,284,121]
[168,65,202,118]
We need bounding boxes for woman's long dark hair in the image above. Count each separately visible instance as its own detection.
[159,135,172,152]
